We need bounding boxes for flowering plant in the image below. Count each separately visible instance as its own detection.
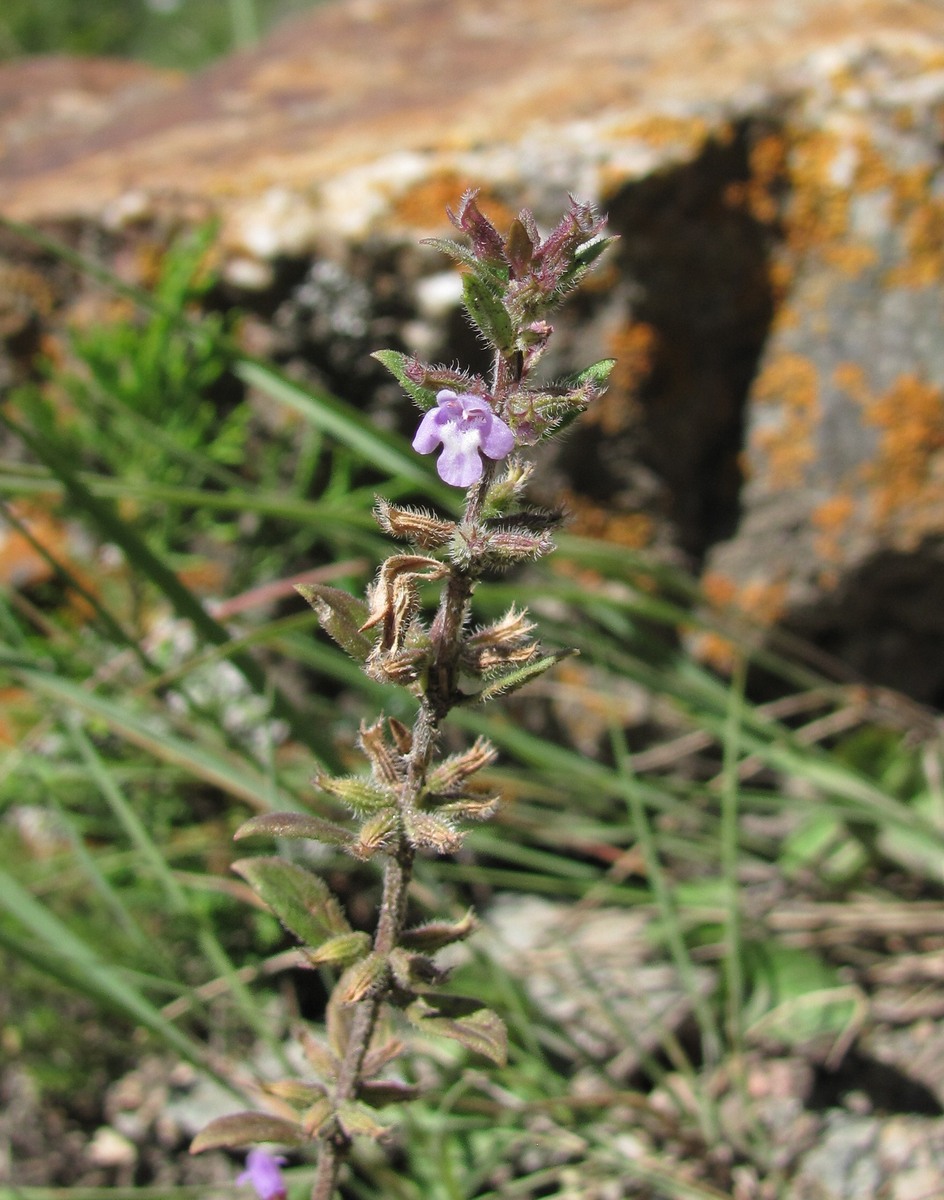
[190,192,615,1198]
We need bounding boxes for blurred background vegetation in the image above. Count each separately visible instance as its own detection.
[0,0,328,71]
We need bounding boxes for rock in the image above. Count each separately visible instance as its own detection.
[1,0,943,698]
[702,43,944,699]
[788,1112,944,1200]
[484,895,714,1080]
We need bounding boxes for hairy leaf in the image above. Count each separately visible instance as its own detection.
[190,1112,305,1153]
[295,583,374,663]
[235,812,353,847]
[475,649,578,703]
[371,349,440,410]
[335,952,389,1004]
[315,773,395,815]
[337,1100,392,1140]
[408,995,508,1066]
[302,1096,334,1137]
[232,857,350,948]
[298,1027,339,1081]
[305,930,372,968]
[265,1080,327,1107]
[400,909,478,952]
[557,357,617,390]
[462,274,514,352]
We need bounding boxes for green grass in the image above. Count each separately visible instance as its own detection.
[0,0,330,71]
[1,222,942,1198]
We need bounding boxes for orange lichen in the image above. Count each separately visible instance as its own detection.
[701,570,738,609]
[851,139,898,196]
[691,570,789,673]
[608,113,714,154]
[722,130,788,227]
[751,351,820,489]
[778,129,898,281]
[585,321,658,435]
[690,630,738,675]
[700,570,788,626]
[832,361,870,404]
[811,493,856,562]
[885,172,944,288]
[560,488,656,550]
[783,130,852,259]
[390,173,514,232]
[738,577,790,625]
[860,373,944,531]
[821,242,878,276]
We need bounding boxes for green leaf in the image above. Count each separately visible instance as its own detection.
[560,358,618,390]
[743,944,859,1044]
[475,649,577,703]
[335,952,389,1003]
[556,236,619,293]
[298,1028,339,1080]
[575,234,619,270]
[232,857,351,948]
[371,349,440,411]
[316,773,395,815]
[190,1112,305,1153]
[235,812,353,847]
[337,1100,393,1140]
[265,1079,327,1107]
[422,237,509,285]
[461,273,514,352]
[306,930,372,967]
[302,1096,334,1137]
[408,995,508,1066]
[400,909,478,952]
[421,237,482,273]
[295,583,375,663]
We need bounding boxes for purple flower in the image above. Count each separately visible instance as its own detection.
[236,1149,288,1200]
[412,390,515,488]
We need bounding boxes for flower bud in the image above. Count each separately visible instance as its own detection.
[373,499,456,549]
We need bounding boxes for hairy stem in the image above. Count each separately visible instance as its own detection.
[311,456,496,1199]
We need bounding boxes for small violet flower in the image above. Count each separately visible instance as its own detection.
[236,1149,288,1200]
[412,390,515,488]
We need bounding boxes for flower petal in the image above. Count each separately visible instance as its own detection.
[479,414,515,460]
[437,425,485,487]
[412,408,447,454]
[236,1148,288,1200]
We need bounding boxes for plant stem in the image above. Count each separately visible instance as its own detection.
[311,462,494,1199]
